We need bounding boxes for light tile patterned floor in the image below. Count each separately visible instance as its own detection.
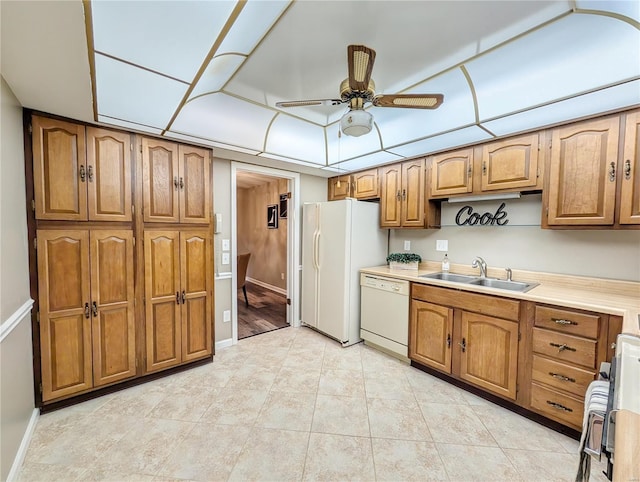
[17,326,609,482]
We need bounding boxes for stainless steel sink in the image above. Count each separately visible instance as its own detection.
[419,272,478,283]
[468,277,538,292]
[419,272,538,293]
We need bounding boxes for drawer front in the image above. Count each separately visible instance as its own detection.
[535,305,600,339]
[532,355,596,398]
[531,383,584,428]
[532,328,597,368]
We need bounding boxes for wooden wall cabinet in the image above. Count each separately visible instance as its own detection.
[33,117,132,221]
[410,284,520,400]
[142,139,211,224]
[544,111,639,228]
[327,168,379,201]
[429,134,541,198]
[144,230,212,373]
[37,229,135,401]
[380,159,431,228]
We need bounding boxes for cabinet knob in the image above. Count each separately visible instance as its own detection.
[174,176,179,190]
[91,301,98,317]
[84,302,90,319]
[549,342,576,352]
[552,318,577,326]
[87,165,94,182]
[482,162,487,175]
[549,372,575,383]
[79,165,86,182]
[176,291,180,305]
[181,290,186,304]
[446,333,451,348]
[624,159,632,180]
[458,337,466,352]
[179,177,184,190]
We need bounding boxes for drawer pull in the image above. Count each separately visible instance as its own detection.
[549,372,576,383]
[549,342,576,352]
[552,318,577,326]
[546,400,573,412]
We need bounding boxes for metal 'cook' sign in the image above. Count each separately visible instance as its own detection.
[455,202,509,226]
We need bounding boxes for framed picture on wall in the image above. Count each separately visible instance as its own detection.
[267,204,278,229]
[279,193,288,218]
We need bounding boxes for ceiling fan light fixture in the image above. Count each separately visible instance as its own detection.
[340,109,373,137]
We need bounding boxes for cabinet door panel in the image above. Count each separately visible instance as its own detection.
[328,175,351,201]
[620,111,640,224]
[410,300,453,373]
[547,117,619,225]
[144,231,181,371]
[481,134,539,191]
[401,159,425,227]
[460,311,518,400]
[90,230,135,386]
[179,145,210,224]
[33,117,87,220]
[380,164,402,227]
[86,128,132,221]
[143,138,180,223]
[353,169,379,199]
[181,232,212,361]
[430,149,473,197]
[37,230,92,400]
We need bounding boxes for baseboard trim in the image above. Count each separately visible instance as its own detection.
[246,277,286,296]
[1,299,34,343]
[215,338,233,350]
[6,408,39,482]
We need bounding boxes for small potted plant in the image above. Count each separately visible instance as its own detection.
[387,252,422,270]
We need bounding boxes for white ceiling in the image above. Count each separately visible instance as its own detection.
[2,1,639,178]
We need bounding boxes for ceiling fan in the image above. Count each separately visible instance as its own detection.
[276,45,444,137]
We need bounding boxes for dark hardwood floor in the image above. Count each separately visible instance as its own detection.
[237,281,288,339]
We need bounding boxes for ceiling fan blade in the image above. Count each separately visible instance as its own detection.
[276,99,344,108]
[373,93,444,109]
[348,45,376,92]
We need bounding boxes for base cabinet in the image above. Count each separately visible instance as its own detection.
[37,229,135,401]
[409,285,520,401]
[144,230,212,373]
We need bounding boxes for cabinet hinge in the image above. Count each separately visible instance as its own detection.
[537,168,540,178]
[133,237,136,247]
[518,332,521,341]
[139,144,143,153]
[286,298,291,305]
[39,382,42,394]
[31,199,36,211]
[135,358,138,368]
[33,238,37,250]
[36,311,40,323]
[130,143,133,151]
[516,383,519,393]
[287,192,292,199]
[131,204,135,215]
[29,124,33,134]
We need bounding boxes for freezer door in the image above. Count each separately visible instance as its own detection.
[316,201,350,342]
[301,203,319,328]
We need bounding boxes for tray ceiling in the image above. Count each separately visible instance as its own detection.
[2,1,639,176]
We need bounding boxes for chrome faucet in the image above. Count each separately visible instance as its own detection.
[472,256,488,278]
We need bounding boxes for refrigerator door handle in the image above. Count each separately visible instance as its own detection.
[313,232,320,269]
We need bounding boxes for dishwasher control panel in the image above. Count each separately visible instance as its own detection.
[360,274,410,296]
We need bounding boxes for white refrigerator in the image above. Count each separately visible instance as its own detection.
[301,199,388,346]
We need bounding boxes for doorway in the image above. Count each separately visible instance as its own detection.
[231,163,300,344]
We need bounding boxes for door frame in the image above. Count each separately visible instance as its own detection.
[230,162,301,344]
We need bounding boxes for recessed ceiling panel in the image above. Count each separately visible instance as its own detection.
[481,80,640,136]
[95,54,188,129]
[189,54,246,100]
[576,0,640,21]
[265,114,326,165]
[467,14,640,121]
[326,124,383,165]
[174,93,277,152]
[218,1,291,56]
[333,151,404,172]
[165,130,262,156]
[387,126,493,158]
[375,68,476,148]
[91,1,236,82]
[97,115,163,136]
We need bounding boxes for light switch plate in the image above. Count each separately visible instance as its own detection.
[222,239,230,251]
[223,310,231,322]
[404,240,411,251]
[222,253,230,265]
[436,240,448,251]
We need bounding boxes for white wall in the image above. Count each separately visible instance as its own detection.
[389,194,640,281]
[1,76,36,481]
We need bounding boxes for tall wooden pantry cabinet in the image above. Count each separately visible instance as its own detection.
[27,113,214,408]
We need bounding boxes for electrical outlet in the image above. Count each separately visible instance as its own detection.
[281,273,285,280]
[436,240,448,252]
[404,240,411,251]
[223,310,231,322]
[222,253,230,265]
[222,239,230,251]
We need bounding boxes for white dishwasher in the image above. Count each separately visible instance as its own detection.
[360,273,410,360]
